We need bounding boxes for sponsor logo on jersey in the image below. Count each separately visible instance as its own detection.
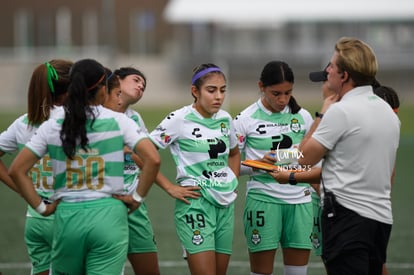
[213,171,228,177]
[124,164,138,171]
[78,148,99,155]
[192,128,202,138]
[166,112,175,120]
[160,133,171,144]
[256,124,266,134]
[136,128,143,135]
[198,171,225,187]
[207,161,226,167]
[202,170,228,178]
[236,133,245,143]
[202,170,213,178]
[207,138,226,158]
[270,134,293,151]
[155,126,166,132]
[256,123,291,135]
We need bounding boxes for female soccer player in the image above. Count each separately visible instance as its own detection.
[9,58,160,275]
[0,59,72,275]
[149,63,240,275]
[234,60,314,275]
[105,66,161,275]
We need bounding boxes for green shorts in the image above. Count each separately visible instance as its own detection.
[244,196,313,253]
[52,198,128,275]
[175,197,234,255]
[128,202,158,253]
[311,195,323,256]
[24,217,54,274]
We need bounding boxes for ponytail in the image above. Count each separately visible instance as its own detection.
[60,59,105,158]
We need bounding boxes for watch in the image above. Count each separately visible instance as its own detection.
[289,172,297,185]
[315,112,324,119]
[132,191,145,203]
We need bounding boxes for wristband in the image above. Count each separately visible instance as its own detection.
[35,201,47,214]
[315,112,324,119]
[132,191,145,203]
[288,172,297,185]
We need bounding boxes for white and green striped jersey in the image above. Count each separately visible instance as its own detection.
[149,105,239,207]
[122,108,148,194]
[25,105,148,202]
[0,107,64,218]
[234,99,314,204]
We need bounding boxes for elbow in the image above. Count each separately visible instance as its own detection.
[8,166,17,181]
[298,158,306,166]
[149,154,161,170]
[154,157,161,170]
[298,147,313,167]
[298,157,313,167]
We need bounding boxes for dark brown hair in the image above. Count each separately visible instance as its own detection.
[27,59,73,126]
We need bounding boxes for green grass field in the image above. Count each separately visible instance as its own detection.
[0,104,413,275]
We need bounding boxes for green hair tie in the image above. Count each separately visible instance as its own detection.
[45,62,58,93]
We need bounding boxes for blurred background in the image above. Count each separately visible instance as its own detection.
[1,1,414,274]
[0,0,413,111]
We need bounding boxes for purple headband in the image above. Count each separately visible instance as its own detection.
[191,67,222,85]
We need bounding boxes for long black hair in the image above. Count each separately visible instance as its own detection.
[60,59,106,159]
[114,67,147,88]
[260,61,301,114]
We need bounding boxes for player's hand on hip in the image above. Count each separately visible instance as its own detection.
[42,199,60,216]
[113,194,141,214]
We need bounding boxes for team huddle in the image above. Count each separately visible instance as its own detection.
[0,37,400,275]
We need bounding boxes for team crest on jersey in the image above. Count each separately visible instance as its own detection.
[220,122,229,136]
[160,133,171,144]
[290,118,301,133]
[251,229,261,245]
[192,230,204,245]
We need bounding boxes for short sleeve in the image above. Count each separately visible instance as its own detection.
[233,113,247,152]
[149,111,180,149]
[25,120,53,158]
[312,105,347,150]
